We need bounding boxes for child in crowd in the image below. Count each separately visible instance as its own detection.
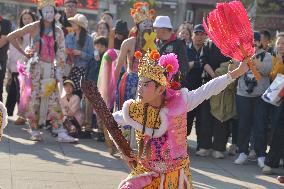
[83,36,109,141]
[60,79,84,138]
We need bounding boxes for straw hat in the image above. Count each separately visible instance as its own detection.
[68,14,88,30]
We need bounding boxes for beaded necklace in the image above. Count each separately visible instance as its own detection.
[137,102,163,159]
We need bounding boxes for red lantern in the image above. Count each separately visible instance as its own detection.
[203,1,261,80]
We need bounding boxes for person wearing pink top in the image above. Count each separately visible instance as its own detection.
[60,79,84,138]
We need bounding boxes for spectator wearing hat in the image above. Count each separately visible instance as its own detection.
[65,13,94,97]
[60,79,84,138]
[185,24,207,139]
[153,16,188,86]
[111,19,128,50]
[65,13,94,135]
[196,36,232,158]
[234,31,272,168]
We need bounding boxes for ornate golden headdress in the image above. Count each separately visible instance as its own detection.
[0,102,7,141]
[130,2,156,24]
[135,50,180,87]
[33,0,55,10]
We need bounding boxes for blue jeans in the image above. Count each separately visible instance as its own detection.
[236,95,269,157]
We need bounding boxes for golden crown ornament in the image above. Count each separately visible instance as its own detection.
[130,2,156,24]
[33,0,55,10]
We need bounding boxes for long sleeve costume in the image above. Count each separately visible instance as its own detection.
[113,74,234,189]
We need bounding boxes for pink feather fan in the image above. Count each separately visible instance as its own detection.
[203,1,261,80]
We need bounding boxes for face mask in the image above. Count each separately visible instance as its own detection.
[138,19,153,32]
[42,6,55,22]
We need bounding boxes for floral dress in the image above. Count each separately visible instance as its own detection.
[24,26,65,128]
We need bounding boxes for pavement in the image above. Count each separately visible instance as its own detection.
[0,116,283,189]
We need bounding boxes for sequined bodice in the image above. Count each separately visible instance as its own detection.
[128,101,188,173]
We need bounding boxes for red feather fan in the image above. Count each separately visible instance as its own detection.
[203,1,261,80]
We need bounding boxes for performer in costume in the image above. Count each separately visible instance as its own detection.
[96,20,129,152]
[115,1,156,109]
[114,1,156,146]
[6,9,37,125]
[113,50,251,188]
[0,101,7,141]
[7,0,77,142]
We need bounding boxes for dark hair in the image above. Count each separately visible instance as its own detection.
[19,9,37,28]
[38,7,58,55]
[102,11,113,19]
[183,21,192,25]
[176,26,191,37]
[164,28,172,32]
[77,27,87,48]
[129,26,138,37]
[260,29,271,40]
[96,20,110,33]
[94,36,108,47]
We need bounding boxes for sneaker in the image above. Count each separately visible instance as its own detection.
[234,153,248,165]
[227,144,238,156]
[14,117,26,125]
[257,157,266,168]
[262,165,273,174]
[212,150,225,159]
[30,131,42,141]
[196,148,210,157]
[57,132,79,143]
[248,150,257,161]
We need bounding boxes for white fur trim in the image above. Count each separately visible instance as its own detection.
[118,171,158,189]
[178,168,184,189]
[121,100,168,138]
[159,174,165,189]
[180,88,190,112]
[113,110,127,126]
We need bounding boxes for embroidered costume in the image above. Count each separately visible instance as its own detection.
[113,50,235,188]
[116,2,156,146]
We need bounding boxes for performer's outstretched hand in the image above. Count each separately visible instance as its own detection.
[229,57,251,79]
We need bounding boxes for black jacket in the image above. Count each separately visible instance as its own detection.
[156,34,188,85]
[186,43,203,90]
[200,41,230,82]
[0,17,12,62]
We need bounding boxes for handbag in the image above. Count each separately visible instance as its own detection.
[63,116,81,137]
[262,74,284,106]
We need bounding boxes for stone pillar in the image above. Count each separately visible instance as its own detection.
[174,0,187,29]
